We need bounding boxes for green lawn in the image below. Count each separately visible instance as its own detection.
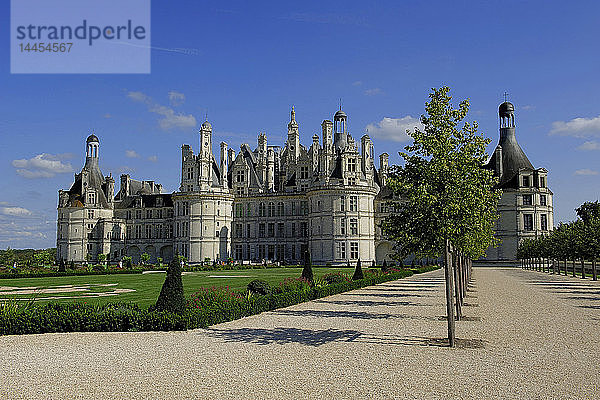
[0,267,355,308]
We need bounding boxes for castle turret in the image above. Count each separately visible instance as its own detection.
[220,142,229,189]
[287,107,300,162]
[333,108,348,152]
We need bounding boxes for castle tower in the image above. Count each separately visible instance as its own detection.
[483,100,554,261]
[333,108,348,152]
[198,121,213,187]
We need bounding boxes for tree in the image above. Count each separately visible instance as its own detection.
[154,257,185,314]
[123,256,133,270]
[576,201,600,224]
[98,254,107,265]
[301,249,313,283]
[384,86,501,260]
[352,259,364,280]
[381,259,388,273]
[58,258,66,272]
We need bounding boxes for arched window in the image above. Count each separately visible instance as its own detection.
[277,202,284,216]
[259,202,266,217]
[268,202,275,217]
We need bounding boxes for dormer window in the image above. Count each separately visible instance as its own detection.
[236,170,245,183]
[540,176,546,188]
[347,158,357,172]
[300,166,309,179]
[522,176,530,187]
[88,192,96,205]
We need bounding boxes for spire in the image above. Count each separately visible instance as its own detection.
[291,106,296,122]
[288,105,298,130]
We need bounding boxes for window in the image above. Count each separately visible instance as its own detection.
[300,201,308,215]
[350,218,358,235]
[259,223,265,238]
[127,210,132,220]
[523,195,532,206]
[247,203,252,216]
[268,202,275,217]
[349,196,358,211]
[291,244,296,260]
[339,242,347,259]
[347,177,356,186]
[136,210,142,219]
[291,202,297,216]
[300,166,309,179]
[301,222,308,237]
[235,244,243,260]
[350,242,359,259]
[277,222,285,237]
[88,210,94,219]
[540,195,547,206]
[268,223,275,237]
[541,214,548,231]
[235,223,243,238]
[258,244,266,260]
[340,196,345,212]
[540,177,546,188]
[145,225,152,239]
[291,222,296,237]
[146,210,152,219]
[156,209,163,219]
[340,219,346,235]
[259,203,266,217]
[268,245,275,260]
[347,158,357,172]
[523,214,534,231]
[235,204,243,217]
[186,167,193,180]
[277,244,285,261]
[522,175,530,187]
[236,186,245,196]
[88,192,96,205]
[236,169,245,183]
[277,202,284,216]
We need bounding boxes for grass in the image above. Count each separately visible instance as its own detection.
[0,267,356,308]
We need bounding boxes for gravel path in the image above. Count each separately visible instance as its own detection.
[1,268,599,399]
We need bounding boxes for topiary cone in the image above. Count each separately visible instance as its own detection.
[155,257,185,314]
[381,259,388,273]
[301,249,314,283]
[352,259,364,280]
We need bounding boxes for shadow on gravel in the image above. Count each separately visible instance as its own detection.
[205,327,362,346]
[343,291,435,299]
[579,304,600,310]
[313,298,420,307]
[352,333,486,349]
[205,328,485,349]
[272,309,396,320]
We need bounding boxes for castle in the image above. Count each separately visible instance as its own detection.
[57,107,392,265]
[56,102,554,264]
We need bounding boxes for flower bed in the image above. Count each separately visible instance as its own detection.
[0,266,439,336]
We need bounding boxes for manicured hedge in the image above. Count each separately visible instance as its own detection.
[0,266,439,336]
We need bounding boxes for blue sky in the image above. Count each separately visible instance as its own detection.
[1,0,600,248]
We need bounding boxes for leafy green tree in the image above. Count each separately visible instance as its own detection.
[157,257,163,267]
[140,252,151,266]
[154,257,185,314]
[98,254,107,265]
[384,86,501,259]
[576,201,600,224]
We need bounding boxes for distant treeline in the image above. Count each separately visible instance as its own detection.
[0,248,56,267]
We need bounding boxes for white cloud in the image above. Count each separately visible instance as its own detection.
[1,207,32,217]
[521,105,535,111]
[118,166,136,174]
[577,141,600,151]
[352,81,363,86]
[550,115,600,137]
[125,150,140,158]
[365,116,423,143]
[12,153,73,179]
[168,90,185,106]
[365,88,383,96]
[127,91,197,131]
[148,155,158,162]
[104,113,112,118]
[574,169,598,176]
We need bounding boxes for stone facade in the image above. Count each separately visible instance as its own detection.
[483,101,554,260]
[57,108,395,265]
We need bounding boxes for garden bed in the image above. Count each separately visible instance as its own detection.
[0,266,439,336]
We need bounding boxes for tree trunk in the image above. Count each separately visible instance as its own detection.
[444,240,456,347]
[581,259,586,279]
[453,252,461,321]
[572,258,576,277]
[593,258,597,281]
